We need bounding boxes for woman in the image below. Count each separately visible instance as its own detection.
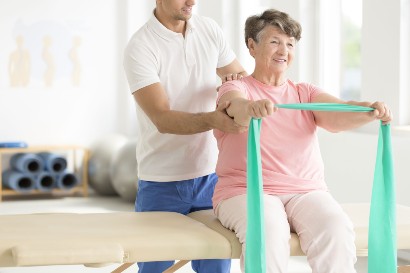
[212,9,391,273]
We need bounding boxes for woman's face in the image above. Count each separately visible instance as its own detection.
[249,25,296,75]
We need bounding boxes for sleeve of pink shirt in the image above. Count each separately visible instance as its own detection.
[218,80,325,105]
[297,82,325,102]
[217,80,249,104]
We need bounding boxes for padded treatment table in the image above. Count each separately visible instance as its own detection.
[0,203,409,273]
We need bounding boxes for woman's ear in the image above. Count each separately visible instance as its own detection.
[247,38,256,58]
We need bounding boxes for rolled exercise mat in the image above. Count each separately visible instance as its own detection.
[246,103,396,273]
[55,172,79,190]
[0,142,28,148]
[1,170,36,193]
[10,153,44,174]
[38,152,67,174]
[35,171,56,192]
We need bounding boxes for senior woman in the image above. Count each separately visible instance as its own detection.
[212,9,392,273]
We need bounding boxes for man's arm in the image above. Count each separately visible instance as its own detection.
[216,58,248,82]
[133,83,247,135]
[312,92,392,132]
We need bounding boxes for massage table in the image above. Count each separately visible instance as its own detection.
[0,203,409,273]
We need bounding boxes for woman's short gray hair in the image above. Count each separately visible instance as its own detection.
[245,9,302,48]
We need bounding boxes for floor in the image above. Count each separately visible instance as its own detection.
[0,194,407,273]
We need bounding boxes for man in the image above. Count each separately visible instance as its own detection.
[123,0,247,272]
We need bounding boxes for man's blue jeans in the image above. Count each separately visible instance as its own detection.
[135,173,231,273]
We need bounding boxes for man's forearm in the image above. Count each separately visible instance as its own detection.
[153,110,215,135]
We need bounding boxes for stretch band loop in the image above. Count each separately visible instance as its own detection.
[275,103,374,112]
[246,103,396,273]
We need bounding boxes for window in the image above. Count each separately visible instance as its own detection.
[340,0,362,101]
[319,0,410,126]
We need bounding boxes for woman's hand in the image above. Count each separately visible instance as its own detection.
[369,101,392,124]
[226,99,276,127]
[246,99,276,119]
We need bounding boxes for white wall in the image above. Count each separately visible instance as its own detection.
[0,0,129,146]
[319,128,410,206]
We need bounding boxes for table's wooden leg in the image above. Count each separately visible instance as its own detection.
[111,262,135,273]
[398,265,410,273]
[110,260,190,273]
[163,260,190,273]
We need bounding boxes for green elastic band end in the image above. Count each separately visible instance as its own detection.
[246,118,265,273]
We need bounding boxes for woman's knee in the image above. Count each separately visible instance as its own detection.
[313,211,355,248]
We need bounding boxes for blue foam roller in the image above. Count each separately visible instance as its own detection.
[35,171,56,192]
[0,142,28,148]
[38,152,67,174]
[10,153,44,174]
[56,172,79,190]
[2,170,36,193]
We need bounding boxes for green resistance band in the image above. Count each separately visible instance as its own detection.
[246,103,396,273]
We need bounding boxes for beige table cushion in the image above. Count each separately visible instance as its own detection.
[187,209,304,257]
[0,203,409,268]
[0,212,232,267]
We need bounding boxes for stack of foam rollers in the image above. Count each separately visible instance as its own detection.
[1,152,79,193]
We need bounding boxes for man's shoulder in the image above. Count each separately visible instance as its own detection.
[126,21,156,50]
[130,22,151,40]
[191,13,215,22]
[190,14,219,29]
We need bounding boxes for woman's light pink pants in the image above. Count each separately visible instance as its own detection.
[215,191,357,273]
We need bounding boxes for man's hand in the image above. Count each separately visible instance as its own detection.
[212,101,248,133]
[221,73,244,84]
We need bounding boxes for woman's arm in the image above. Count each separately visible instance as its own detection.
[312,92,392,133]
[219,90,275,127]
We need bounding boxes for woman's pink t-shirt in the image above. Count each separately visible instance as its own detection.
[212,76,328,208]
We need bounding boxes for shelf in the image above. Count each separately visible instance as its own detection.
[0,146,89,201]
